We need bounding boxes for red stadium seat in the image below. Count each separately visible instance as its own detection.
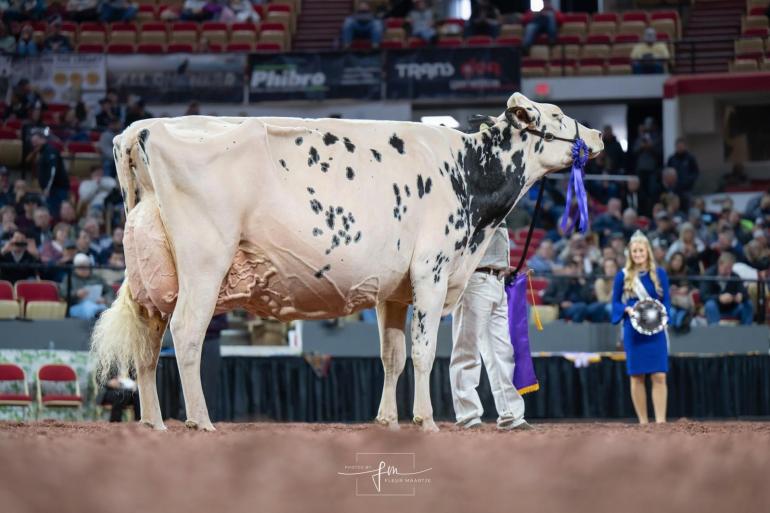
[743,28,769,37]
[407,37,428,48]
[77,43,105,53]
[437,37,462,47]
[386,18,406,29]
[37,364,81,408]
[260,22,286,32]
[592,12,618,23]
[107,43,135,54]
[206,43,224,52]
[0,280,13,300]
[0,364,32,407]
[136,43,165,53]
[80,22,106,33]
[614,33,640,43]
[167,42,195,52]
[4,119,22,130]
[225,42,254,52]
[0,127,18,139]
[563,12,590,24]
[254,42,281,52]
[380,39,404,49]
[349,39,373,50]
[15,280,60,304]
[466,35,494,46]
[496,36,522,46]
[622,11,649,23]
[650,11,678,23]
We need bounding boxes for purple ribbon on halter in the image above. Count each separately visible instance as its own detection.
[560,138,590,234]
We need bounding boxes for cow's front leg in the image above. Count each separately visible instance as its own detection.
[410,275,447,433]
[375,301,408,429]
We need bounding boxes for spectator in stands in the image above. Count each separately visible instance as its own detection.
[180,0,220,22]
[15,192,41,233]
[727,209,752,245]
[100,226,123,262]
[96,248,125,285]
[30,205,52,247]
[82,217,111,261]
[0,229,40,283]
[39,221,72,265]
[558,232,596,275]
[665,251,695,333]
[97,369,138,422]
[661,192,686,224]
[98,118,121,176]
[745,187,770,222]
[79,165,118,218]
[649,210,677,250]
[0,205,16,241]
[220,0,260,23]
[592,198,623,245]
[0,167,11,208]
[630,27,670,74]
[57,200,77,225]
[590,257,618,322]
[601,125,625,172]
[7,78,43,120]
[66,0,100,22]
[701,252,753,325]
[42,17,72,53]
[666,138,699,196]
[57,108,90,142]
[632,119,662,199]
[744,238,770,272]
[666,222,704,270]
[621,176,646,216]
[521,0,561,53]
[29,128,70,216]
[2,0,44,23]
[527,239,561,274]
[74,228,98,263]
[341,1,383,48]
[0,21,16,53]
[124,98,153,127]
[62,252,115,320]
[15,24,39,56]
[95,98,118,129]
[709,225,744,262]
[407,0,435,43]
[465,0,501,38]
[99,0,138,22]
[621,208,638,241]
[542,257,594,322]
[657,167,682,207]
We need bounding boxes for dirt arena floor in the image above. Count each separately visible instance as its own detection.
[1,420,769,513]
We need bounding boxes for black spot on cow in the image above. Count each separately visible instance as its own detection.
[397,239,401,251]
[534,138,543,154]
[425,177,432,194]
[432,252,449,283]
[415,309,427,334]
[370,149,381,162]
[346,167,355,180]
[417,175,425,198]
[295,137,303,146]
[312,228,323,236]
[445,225,449,235]
[325,207,335,229]
[314,264,331,278]
[323,132,339,145]
[137,129,150,165]
[320,162,330,173]
[404,185,411,197]
[347,212,356,223]
[521,132,528,141]
[343,137,355,153]
[308,147,320,167]
[310,199,323,214]
[307,187,315,194]
[335,206,343,215]
[389,134,405,154]
[279,159,287,170]
[392,183,403,221]
[354,231,361,243]
[331,235,340,249]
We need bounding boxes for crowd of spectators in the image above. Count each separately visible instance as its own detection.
[516,123,769,329]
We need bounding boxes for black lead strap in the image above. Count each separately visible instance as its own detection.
[512,178,545,275]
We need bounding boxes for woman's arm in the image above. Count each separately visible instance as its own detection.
[610,271,626,324]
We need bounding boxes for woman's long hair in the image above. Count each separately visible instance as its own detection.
[623,232,662,296]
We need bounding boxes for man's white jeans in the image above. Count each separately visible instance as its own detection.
[450,272,526,428]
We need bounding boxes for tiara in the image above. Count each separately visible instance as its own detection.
[630,230,648,242]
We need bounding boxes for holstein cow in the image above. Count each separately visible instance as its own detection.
[91,92,602,432]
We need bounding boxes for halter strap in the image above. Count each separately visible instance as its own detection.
[523,119,582,144]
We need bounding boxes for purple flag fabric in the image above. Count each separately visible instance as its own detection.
[505,273,539,395]
[560,138,590,235]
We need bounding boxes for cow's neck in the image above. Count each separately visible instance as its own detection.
[455,123,532,255]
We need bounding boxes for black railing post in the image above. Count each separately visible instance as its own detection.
[65,265,72,318]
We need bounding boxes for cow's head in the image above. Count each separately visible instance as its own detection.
[493,93,603,179]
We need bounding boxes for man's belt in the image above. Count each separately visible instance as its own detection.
[475,266,505,277]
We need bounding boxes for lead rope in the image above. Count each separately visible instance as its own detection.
[511,180,546,332]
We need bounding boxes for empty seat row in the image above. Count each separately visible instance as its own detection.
[521,57,636,77]
[0,363,82,410]
[75,41,284,54]
[0,280,66,320]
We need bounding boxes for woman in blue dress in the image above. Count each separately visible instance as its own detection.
[611,230,671,424]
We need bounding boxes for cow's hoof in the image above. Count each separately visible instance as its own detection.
[184,420,216,432]
[413,416,440,433]
[375,417,400,430]
[139,419,167,431]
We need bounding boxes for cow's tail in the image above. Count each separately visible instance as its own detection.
[91,283,165,383]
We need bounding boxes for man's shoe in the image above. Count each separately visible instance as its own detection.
[460,417,482,430]
[498,420,534,431]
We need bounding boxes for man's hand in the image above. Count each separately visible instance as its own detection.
[76,288,88,300]
[735,292,743,304]
[561,301,573,309]
[719,292,733,304]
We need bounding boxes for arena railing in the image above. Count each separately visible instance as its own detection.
[0,262,767,324]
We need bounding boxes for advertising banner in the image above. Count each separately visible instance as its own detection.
[385,47,520,100]
[249,51,381,102]
[10,54,106,104]
[107,54,246,103]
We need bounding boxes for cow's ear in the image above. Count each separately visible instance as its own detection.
[505,107,534,130]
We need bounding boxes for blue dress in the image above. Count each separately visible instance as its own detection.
[611,268,671,375]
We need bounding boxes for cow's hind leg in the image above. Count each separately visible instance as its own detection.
[136,315,169,429]
[375,301,408,430]
[410,275,447,433]
[170,274,228,432]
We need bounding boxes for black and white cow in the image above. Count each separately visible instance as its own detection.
[91,92,603,432]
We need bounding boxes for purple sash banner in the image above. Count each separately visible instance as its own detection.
[560,138,590,235]
[505,273,539,395]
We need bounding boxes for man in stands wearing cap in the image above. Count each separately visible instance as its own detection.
[649,211,678,249]
[61,253,115,320]
[30,128,70,216]
[0,230,40,283]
